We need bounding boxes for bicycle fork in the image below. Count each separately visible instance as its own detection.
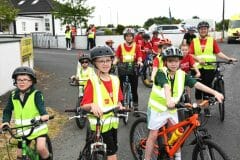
[91,120,106,154]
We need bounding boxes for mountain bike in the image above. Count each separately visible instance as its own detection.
[0,116,54,160]
[69,78,88,129]
[141,52,156,88]
[205,60,237,122]
[130,98,230,160]
[65,107,130,160]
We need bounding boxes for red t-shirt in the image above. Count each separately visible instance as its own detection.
[189,38,221,55]
[141,41,153,61]
[81,79,123,106]
[180,54,195,73]
[115,43,143,62]
[151,37,161,53]
[134,34,144,46]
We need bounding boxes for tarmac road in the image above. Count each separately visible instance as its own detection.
[34,43,240,160]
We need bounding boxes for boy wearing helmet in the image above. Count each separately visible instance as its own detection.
[141,33,153,61]
[134,28,145,47]
[1,67,51,160]
[71,51,93,97]
[145,46,224,160]
[151,30,164,54]
[182,26,196,45]
[189,21,237,116]
[80,46,124,160]
[113,28,143,116]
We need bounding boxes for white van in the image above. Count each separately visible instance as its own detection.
[156,24,185,34]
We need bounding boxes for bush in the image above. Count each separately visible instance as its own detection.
[104,29,113,35]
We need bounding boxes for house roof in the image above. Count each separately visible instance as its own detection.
[10,0,53,15]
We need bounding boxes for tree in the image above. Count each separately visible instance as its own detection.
[216,19,229,31]
[192,16,200,19]
[143,16,182,29]
[0,0,19,31]
[52,0,94,27]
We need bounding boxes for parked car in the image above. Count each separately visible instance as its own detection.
[156,24,186,34]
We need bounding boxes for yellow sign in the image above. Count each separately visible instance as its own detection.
[20,37,33,63]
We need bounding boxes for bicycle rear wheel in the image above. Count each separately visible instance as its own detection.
[214,80,225,122]
[122,84,131,125]
[90,151,107,160]
[192,139,230,160]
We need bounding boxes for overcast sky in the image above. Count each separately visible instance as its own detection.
[85,0,239,26]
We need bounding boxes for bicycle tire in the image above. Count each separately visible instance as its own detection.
[141,64,153,88]
[90,151,107,160]
[192,139,230,160]
[122,84,131,125]
[46,135,53,160]
[75,97,87,129]
[214,80,225,122]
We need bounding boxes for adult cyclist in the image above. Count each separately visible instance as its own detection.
[189,21,237,116]
[134,28,145,47]
[182,26,196,45]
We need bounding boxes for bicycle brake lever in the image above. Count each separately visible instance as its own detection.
[69,115,81,120]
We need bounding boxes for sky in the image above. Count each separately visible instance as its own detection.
[85,0,240,26]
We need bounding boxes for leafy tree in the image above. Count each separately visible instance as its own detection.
[52,0,94,27]
[115,24,125,35]
[0,0,19,31]
[143,16,182,29]
[216,19,229,31]
[192,16,200,19]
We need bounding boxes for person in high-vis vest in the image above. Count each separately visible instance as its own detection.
[65,25,72,50]
[0,67,51,160]
[80,46,124,160]
[70,51,93,97]
[86,24,95,50]
[144,46,224,160]
[113,28,143,117]
[189,21,237,116]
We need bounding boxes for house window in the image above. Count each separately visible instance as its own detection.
[22,22,26,31]
[45,18,50,31]
[35,23,39,31]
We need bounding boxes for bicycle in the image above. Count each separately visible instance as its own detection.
[65,107,131,160]
[0,116,54,160]
[130,98,230,160]
[141,52,156,88]
[204,60,237,122]
[69,78,88,129]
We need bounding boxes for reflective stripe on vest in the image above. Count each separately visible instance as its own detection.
[88,31,95,39]
[121,43,136,62]
[12,90,48,140]
[193,37,216,69]
[88,74,120,133]
[157,55,164,69]
[148,67,185,113]
[65,30,71,39]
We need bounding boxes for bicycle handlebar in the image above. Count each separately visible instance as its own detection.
[68,77,87,87]
[205,60,237,65]
[1,115,54,139]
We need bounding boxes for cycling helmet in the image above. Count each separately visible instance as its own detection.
[197,21,209,29]
[162,46,183,60]
[142,33,150,40]
[138,28,145,33]
[12,66,37,84]
[90,46,114,61]
[188,26,196,32]
[123,28,135,39]
[78,52,90,62]
[152,30,159,34]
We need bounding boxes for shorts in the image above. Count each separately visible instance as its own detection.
[102,128,118,156]
[147,107,179,130]
[17,134,47,149]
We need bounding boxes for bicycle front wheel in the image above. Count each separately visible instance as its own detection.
[46,135,53,160]
[122,84,131,125]
[192,139,230,160]
[214,79,225,122]
[90,151,107,160]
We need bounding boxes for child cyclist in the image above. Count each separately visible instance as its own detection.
[80,46,124,160]
[144,46,224,160]
[0,66,51,160]
[70,51,93,97]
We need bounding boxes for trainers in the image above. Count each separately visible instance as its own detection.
[204,108,211,117]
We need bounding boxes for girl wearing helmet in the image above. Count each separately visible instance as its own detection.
[141,33,153,61]
[1,67,52,160]
[151,29,165,54]
[113,28,143,116]
[134,28,145,47]
[80,46,124,160]
[144,46,224,160]
[189,21,237,115]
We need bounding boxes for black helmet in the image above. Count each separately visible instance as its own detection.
[90,46,114,61]
[78,53,90,62]
[162,46,183,60]
[197,21,209,30]
[12,66,37,83]
[142,33,150,40]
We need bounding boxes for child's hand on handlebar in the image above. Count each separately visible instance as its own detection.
[90,103,103,117]
[0,122,10,129]
[214,92,224,103]
[40,115,50,121]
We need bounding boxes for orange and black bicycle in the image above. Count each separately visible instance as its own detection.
[130,98,230,160]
